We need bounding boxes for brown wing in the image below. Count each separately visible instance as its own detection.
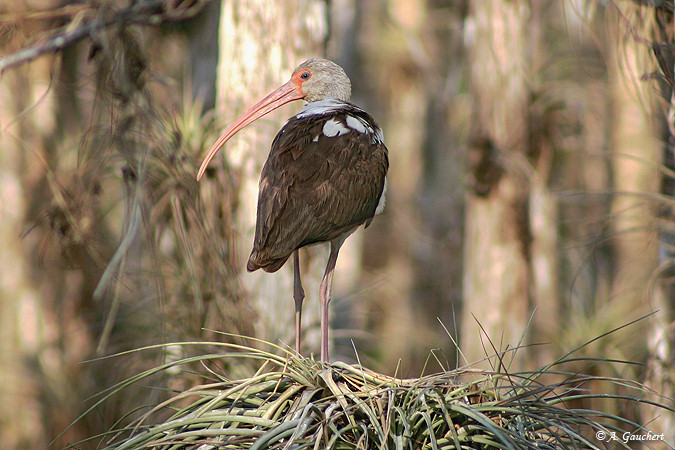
[247,107,388,272]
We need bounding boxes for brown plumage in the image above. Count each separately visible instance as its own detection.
[197,59,388,361]
[248,105,388,272]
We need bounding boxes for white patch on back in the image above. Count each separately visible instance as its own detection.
[322,118,350,137]
[296,98,348,118]
[375,177,387,215]
[297,99,385,145]
[312,135,319,142]
[346,115,369,133]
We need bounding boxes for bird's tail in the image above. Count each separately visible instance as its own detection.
[247,251,290,273]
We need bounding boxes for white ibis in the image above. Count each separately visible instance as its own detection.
[197,58,388,362]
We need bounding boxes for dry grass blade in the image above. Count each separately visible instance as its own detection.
[61,334,673,450]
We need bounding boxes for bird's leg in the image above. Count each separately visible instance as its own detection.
[293,250,305,356]
[319,239,343,362]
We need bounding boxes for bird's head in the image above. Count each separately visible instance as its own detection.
[291,58,351,103]
[197,58,352,181]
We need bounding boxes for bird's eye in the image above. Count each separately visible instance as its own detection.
[300,71,311,80]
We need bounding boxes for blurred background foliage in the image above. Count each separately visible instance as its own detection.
[0,0,672,447]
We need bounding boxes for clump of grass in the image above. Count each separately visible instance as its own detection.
[63,334,671,450]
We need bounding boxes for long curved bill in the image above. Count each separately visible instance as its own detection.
[196,80,305,181]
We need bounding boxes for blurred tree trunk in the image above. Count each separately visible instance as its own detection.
[627,2,675,440]
[359,0,431,370]
[651,5,674,441]
[208,0,328,354]
[187,0,220,111]
[0,61,50,449]
[584,5,664,431]
[526,1,560,367]
[412,0,468,371]
[334,0,458,371]
[607,4,661,328]
[461,0,534,370]
[649,56,674,445]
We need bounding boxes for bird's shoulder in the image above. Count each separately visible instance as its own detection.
[269,100,386,162]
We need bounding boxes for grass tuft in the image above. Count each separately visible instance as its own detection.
[63,335,672,450]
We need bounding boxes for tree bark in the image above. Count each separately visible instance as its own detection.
[461,0,532,370]
[211,0,328,354]
[0,64,49,448]
[621,3,675,440]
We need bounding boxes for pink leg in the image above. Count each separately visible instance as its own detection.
[293,250,304,356]
[319,239,343,362]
